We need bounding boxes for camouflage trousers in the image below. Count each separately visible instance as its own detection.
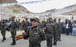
[29,42,41,47]
[1,30,6,39]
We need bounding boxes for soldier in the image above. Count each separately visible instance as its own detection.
[28,18,45,47]
[0,20,6,42]
[40,19,47,31]
[10,17,17,45]
[45,18,54,47]
[22,18,29,39]
[23,18,29,33]
[57,18,62,41]
[53,19,58,45]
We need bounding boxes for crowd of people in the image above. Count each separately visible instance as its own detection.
[61,19,76,36]
[0,16,76,47]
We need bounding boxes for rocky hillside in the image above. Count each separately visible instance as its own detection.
[63,9,76,15]
[62,4,76,15]
[0,0,30,19]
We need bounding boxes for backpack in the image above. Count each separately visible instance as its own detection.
[45,24,54,34]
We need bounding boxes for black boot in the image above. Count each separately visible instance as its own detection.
[11,39,16,45]
[53,41,57,46]
[53,43,57,46]
[11,42,16,45]
[2,37,6,42]
[53,39,57,46]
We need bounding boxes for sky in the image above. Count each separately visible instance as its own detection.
[17,0,76,13]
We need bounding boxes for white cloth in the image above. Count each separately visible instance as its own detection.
[66,24,69,29]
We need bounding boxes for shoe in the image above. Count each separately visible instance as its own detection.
[53,43,57,46]
[2,38,6,42]
[11,43,16,45]
[2,40,5,42]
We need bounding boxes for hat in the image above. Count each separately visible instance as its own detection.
[30,18,40,23]
[47,18,53,22]
[54,18,56,22]
[49,18,52,20]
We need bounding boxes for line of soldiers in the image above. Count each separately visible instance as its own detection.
[25,18,62,47]
[39,18,62,47]
[0,17,62,47]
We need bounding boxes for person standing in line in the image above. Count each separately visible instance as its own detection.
[10,17,17,45]
[0,20,6,42]
[45,18,54,47]
[53,18,58,45]
[57,18,62,41]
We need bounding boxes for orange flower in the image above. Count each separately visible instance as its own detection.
[16,36,24,40]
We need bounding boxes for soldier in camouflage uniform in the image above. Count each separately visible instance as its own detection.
[45,18,55,47]
[53,19,58,45]
[40,20,47,32]
[0,20,6,42]
[28,18,45,47]
[10,17,17,45]
[57,18,62,41]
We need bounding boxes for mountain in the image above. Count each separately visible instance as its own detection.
[51,4,76,15]
[40,4,76,16]
[31,4,76,16]
[62,4,76,15]
[0,0,30,19]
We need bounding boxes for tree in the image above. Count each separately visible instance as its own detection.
[13,8,20,13]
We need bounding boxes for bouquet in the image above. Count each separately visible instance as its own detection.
[16,32,26,41]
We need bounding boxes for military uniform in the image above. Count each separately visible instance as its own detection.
[53,23,58,45]
[57,22,62,41]
[22,20,29,33]
[40,21,47,32]
[40,21,47,28]
[53,19,58,45]
[29,18,45,47]
[22,20,29,39]
[0,22,6,42]
[45,18,54,47]
[10,18,17,45]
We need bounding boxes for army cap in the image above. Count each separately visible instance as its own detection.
[53,18,56,22]
[30,18,40,23]
[47,18,53,22]
[49,18,52,20]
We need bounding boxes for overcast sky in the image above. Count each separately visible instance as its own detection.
[17,0,76,13]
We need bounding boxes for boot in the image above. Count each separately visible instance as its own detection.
[11,39,16,45]
[2,37,6,42]
[53,41,57,46]
[11,42,16,45]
